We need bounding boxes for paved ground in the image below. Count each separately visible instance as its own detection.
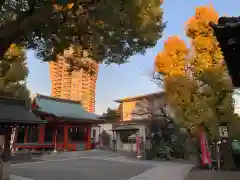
[10,150,194,180]
[184,169,240,180]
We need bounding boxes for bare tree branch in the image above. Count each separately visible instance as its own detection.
[148,70,164,88]
[130,97,173,122]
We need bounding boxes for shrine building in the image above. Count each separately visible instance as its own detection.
[13,94,104,151]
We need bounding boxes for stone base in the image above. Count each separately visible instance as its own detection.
[1,162,10,180]
[11,153,32,162]
[10,175,34,180]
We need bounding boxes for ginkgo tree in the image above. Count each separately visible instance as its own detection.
[155,5,235,137]
[155,36,201,129]
[186,5,235,132]
[0,44,31,105]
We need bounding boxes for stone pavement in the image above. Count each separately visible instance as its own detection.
[91,155,194,180]
[128,164,193,180]
[10,150,194,180]
[184,169,240,180]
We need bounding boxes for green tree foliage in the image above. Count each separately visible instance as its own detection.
[102,108,120,122]
[0,44,30,105]
[0,0,165,69]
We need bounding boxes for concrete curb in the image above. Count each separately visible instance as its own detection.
[11,175,34,180]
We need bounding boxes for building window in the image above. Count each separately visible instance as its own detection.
[68,127,86,142]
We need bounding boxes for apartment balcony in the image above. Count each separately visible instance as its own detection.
[62,82,71,85]
[63,72,72,76]
[62,87,71,90]
[64,84,72,87]
[53,76,62,80]
[82,83,90,86]
[62,79,71,82]
[63,76,72,79]
[53,78,63,81]
[56,91,61,95]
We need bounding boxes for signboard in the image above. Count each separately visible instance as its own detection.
[218,126,229,137]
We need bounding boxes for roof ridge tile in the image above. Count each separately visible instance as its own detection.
[36,94,81,105]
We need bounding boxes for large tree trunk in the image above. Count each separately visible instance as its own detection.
[0,127,12,180]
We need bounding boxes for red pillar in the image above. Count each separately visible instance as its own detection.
[63,126,68,150]
[24,127,28,143]
[86,126,91,150]
[38,125,45,144]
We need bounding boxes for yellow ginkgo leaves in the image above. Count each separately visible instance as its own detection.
[155,36,189,77]
[96,20,104,28]
[10,44,16,48]
[155,5,223,77]
[53,3,74,11]
[154,5,233,130]
[67,3,74,9]
[186,5,218,38]
[186,5,223,74]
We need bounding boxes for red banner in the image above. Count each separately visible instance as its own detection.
[200,130,212,165]
[136,136,139,154]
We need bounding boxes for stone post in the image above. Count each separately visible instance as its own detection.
[1,127,11,180]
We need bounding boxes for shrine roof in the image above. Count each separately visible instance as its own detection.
[0,96,43,125]
[112,125,139,131]
[33,94,103,122]
[114,92,165,103]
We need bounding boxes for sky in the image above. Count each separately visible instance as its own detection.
[26,0,240,115]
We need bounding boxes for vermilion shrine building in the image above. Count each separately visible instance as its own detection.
[13,94,104,151]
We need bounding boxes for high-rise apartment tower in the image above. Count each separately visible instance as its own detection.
[49,56,98,113]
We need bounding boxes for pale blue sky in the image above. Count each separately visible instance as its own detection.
[26,0,240,114]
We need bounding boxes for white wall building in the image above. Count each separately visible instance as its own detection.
[112,92,174,152]
[91,123,114,148]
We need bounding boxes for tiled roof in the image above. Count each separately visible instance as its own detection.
[33,94,101,121]
[112,125,139,131]
[0,96,43,124]
[114,92,165,103]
